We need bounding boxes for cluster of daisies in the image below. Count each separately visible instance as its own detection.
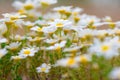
[1,0,120,79]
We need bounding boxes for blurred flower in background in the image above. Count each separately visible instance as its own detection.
[0,0,120,20]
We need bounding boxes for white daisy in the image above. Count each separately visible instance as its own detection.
[12,0,39,10]
[36,63,51,73]
[44,38,59,45]
[18,47,39,57]
[75,54,91,63]
[89,38,119,59]
[2,13,26,21]
[49,19,72,28]
[6,42,21,50]
[30,26,43,32]
[42,26,57,34]
[53,6,72,13]
[46,41,66,51]
[56,57,78,68]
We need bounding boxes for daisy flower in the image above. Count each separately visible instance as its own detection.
[42,26,57,34]
[46,41,66,51]
[44,38,59,45]
[18,47,39,57]
[12,0,39,10]
[75,54,91,63]
[49,19,72,28]
[6,42,21,50]
[2,13,26,21]
[89,38,119,59]
[56,57,78,68]
[30,26,43,32]
[78,14,101,27]
[53,6,72,14]
[36,63,51,73]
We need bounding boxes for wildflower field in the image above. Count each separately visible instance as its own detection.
[1,0,120,80]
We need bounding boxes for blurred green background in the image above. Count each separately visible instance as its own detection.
[0,0,120,21]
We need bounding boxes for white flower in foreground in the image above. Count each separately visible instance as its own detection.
[46,41,66,51]
[0,48,8,58]
[18,47,38,57]
[89,39,119,59]
[6,42,21,50]
[56,57,78,68]
[109,67,120,80]
[49,19,72,28]
[36,63,51,73]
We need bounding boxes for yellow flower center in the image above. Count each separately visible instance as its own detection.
[89,19,94,25]
[5,20,14,26]
[18,9,25,14]
[71,49,77,53]
[73,12,78,16]
[55,46,61,51]
[24,4,34,10]
[37,27,42,32]
[101,45,110,52]
[67,58,75,66]
[41,2,49,7]
[10,16,19,20]
[80,56,87,63]
[56,23,63,27]
[34,37,41,42]
[41,68,46,72]
[109,22,115,29]
[58,10,66,14]
[74,17,80,23]
[24,50,30,55]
